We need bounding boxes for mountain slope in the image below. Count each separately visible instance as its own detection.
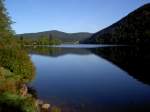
[17,30,92,43]
[82,3,150,44]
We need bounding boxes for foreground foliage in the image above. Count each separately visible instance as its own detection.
[0,92,37,112]
[0,48,35,82]
[0,0,36,111]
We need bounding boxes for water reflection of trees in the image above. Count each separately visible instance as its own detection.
[25,45,150,112]
[26,46,91,57]
[91,46,150,85]
[27,45,150,85]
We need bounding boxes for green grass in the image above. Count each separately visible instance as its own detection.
[0,92,37,112]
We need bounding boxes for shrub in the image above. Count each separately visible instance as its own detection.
[0,92,37,112]
[0,48,35,83]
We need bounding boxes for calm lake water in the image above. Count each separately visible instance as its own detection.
[29,44,150,112]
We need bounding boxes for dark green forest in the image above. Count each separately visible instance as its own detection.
[82,3,150,44]
[17,30,92,45]
[18,34,62,45]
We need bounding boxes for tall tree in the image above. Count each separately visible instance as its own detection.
[0,0,16,47]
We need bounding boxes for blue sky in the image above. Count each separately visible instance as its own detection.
[5,0,149,34]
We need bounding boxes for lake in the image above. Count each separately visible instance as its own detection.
[29,44,150,112]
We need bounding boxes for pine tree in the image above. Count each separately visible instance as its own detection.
[0,0,14,46]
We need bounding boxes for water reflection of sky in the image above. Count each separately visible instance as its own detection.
[30,52,150,107]
[49,44,119,48]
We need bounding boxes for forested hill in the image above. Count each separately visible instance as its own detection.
[82,3,150,44]
[17,30,92,43]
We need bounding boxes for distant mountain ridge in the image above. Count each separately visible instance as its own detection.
[17,30,92,43]
[82,3,150,44]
